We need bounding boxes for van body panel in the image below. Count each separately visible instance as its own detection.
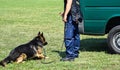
[80,0,120,34]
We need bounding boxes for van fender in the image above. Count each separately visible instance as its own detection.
[106,14,120,24]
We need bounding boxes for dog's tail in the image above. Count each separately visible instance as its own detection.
[0,56,11,67]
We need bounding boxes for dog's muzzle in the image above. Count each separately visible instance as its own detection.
[43,42,48,46]
[38,42,48,47]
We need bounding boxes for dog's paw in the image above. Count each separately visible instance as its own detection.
[45,56,49,59]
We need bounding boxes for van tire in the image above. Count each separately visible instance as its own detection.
[107,25,120,54]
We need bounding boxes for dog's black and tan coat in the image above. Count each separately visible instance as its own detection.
[0,32,48,67]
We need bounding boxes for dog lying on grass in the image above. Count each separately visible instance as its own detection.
[0,32,48,67]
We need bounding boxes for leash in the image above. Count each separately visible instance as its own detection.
[41,24,65,64]
[43,47,47,57]
[58,24,65,58]
[59,40,64,55]
[41,40,65,64]
[41,47,55,64]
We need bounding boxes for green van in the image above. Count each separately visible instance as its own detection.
[79,0,120,54]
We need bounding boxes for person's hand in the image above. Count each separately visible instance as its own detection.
[63,15,67,22]
[59,12,67,22]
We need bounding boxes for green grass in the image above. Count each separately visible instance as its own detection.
[0,0,120,70]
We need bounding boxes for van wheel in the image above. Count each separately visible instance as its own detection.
[107,25,120,54]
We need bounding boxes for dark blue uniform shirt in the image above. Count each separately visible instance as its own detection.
[64,0,82,22]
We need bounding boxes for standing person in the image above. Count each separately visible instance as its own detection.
[60,0,83,61]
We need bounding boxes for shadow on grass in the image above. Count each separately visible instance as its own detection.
[52,38,110,58]
[80,38,109,52]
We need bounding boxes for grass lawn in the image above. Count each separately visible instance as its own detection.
[0,0,120,70]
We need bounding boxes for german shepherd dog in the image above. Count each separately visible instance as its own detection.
[0,32,48,67]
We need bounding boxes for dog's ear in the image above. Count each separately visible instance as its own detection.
[41,32,43,36]
[38,31,41,36]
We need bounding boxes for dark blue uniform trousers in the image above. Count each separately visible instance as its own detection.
[64,15,80,58]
